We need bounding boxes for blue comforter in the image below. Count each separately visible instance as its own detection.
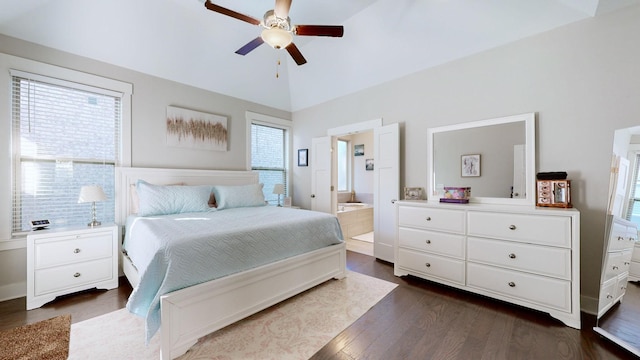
[123,206,343,341]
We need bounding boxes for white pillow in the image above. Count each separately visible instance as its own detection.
[136,180,212,216]
[212,183,266,210]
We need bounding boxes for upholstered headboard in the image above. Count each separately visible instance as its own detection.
[115,167,259,225]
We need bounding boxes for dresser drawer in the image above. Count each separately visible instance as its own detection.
[34,258,113,296]
[467,263,571,312]
[398,206,465,233]
[467,212,571,247]
[399,227,465,259]
[602,250,633,282]
[397,248,465,285]
[608,222,637,251]
[467,237,571,280]
[34,232,113,269]
[598,277,617,314]
[615,273,629,300]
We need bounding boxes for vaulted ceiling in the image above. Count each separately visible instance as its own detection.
[1,0,637,111]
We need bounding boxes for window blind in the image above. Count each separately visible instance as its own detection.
[625,154,640,223]
[251,123,287,204]
[11,74,121,234]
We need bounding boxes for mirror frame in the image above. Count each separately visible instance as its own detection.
[427,112,536,205]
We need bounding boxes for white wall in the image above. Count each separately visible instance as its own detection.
[0,34,290,301]
[291,6,640,310]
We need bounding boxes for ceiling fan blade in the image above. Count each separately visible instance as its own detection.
[274,0,292,19]
[294,25,344,37]
[286,43,307,66]
[204,0,260,26]
[235,37,265,56]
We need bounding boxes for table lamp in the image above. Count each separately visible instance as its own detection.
[78,185,107,227]
[272,184,285,207]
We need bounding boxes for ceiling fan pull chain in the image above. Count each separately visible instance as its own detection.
[276,57,281,78]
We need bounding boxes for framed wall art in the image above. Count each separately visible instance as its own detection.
[166,106,228,151]
[298,149,308,167]
[461,154,481,177]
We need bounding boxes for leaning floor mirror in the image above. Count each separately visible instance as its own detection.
[594,125,640,357]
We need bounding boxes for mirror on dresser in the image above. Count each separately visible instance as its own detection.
[427,113,536,205]
[594,125,640,357]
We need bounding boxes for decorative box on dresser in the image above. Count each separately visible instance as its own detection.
[395,200,581,329]
[26,225,119,310]
[598,215,637,317]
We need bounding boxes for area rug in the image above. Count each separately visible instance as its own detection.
[69,270,397,359]
[0,314,71,360]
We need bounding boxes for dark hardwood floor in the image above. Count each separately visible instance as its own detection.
[597,280,640,351]
[0,251,636,359]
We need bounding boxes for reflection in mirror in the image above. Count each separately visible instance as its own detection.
[594,126,640,357]
[427,113,535,205]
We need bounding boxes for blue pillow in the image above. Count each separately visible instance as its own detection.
[212,183,266,210]
[136,180,212,216]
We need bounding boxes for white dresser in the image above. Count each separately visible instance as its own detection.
[26,225,119,310]
[598,215,637,317]
[395,201,581,329]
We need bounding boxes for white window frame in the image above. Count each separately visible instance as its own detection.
[245,111,292,197]
[337,138,352,193]
[0,54,131,248]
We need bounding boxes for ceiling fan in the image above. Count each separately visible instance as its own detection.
[204,0,344,65]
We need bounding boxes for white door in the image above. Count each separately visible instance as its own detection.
[311,136,333,213]
[373,123,400,263]
[512,144,526,199]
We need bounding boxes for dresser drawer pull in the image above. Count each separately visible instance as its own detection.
[425,217,432,221]
[509,225,516,230]
[621,286,627,291]
[425,240,431,244]
[73,248,81,254]
[508,253,516,259]
[613,266,619,270]
[618,236,624,241]
[630,237,636,242]
[425,263,431,268]
[607,294,613,299]
[508,281,516,287]
[73,272,81,278]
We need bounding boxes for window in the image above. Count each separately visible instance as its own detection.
[337,139,350,192]
[11,71,124,234]
[249,115,290,205]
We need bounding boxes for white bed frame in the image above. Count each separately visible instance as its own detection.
[116,167,347,360]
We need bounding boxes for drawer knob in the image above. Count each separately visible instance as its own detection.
[607,294,613,299]
[625,261,630,265]
[508,281,516,287]
[508,253,516,259]
[613,265,619,270]
[508,225,516,230]
[425,263,431,268]
[425,240,431,244]
[74,248,81,254]
[618,236,624,241]
[73,272,81,278]
[425,217,432,221]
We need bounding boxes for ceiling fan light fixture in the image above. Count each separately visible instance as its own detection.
[261,28,293,49]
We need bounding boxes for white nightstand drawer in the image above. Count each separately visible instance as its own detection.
[398,206,465,234]
[467,262,571,312]
[467,211,571,247]
[34,257,113,296]
[34,232,113,269]
[467,237,571,279]
[398,227,465,259]
[397,248,465,285]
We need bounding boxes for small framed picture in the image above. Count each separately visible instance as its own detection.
[354,144,364,156]
[461,154,480,177]
[404,187,423,200]
[283,197,292,207]
[298,149,308,167]
[365,159,374,171]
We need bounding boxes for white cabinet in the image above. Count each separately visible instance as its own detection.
[395,201,580,329]
[26,225,119,310]
[598,215,637,317]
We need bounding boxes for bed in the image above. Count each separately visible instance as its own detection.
[115,167,347,360]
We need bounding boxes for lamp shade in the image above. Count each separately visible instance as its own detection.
[272,184,285,195]
[261,28,293,49]
[78,185,107,203]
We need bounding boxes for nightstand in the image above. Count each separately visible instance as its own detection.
[26,224,119,310]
